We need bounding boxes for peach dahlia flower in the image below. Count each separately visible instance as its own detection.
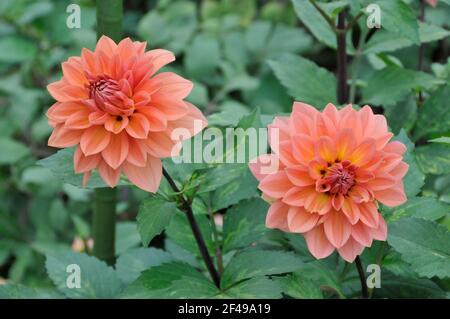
[46,36,207,192]
[249,103,408,262]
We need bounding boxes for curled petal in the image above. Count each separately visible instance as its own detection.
[304,225,335,259]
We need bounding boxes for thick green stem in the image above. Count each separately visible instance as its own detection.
[96,0,123,43]
[92,0,123,265]
[93,188,117,265]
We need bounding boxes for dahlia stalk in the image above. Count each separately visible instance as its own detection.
[46,0,219,284]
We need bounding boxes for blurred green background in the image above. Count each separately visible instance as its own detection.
[0,0,449,291]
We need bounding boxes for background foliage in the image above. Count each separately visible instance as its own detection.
[0,0,449,299]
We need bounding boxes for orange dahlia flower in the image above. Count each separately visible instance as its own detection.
[249,103,408,262]
[46,36,207,192]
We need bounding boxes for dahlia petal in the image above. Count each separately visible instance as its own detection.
[304,225,335,259]
[359,202,380,228]
[389,162,409,180]
[348,185,371,203]
[145,49,175,74]
[47,80,70,102]
[80,125,111,155]
[65,109,91,129]
[126,138,147,167]
[323,211,352,248]
[144,131,178,158]
[349,138,376,166]
[101,131,129,169]
[122,156,162,193]
[82,171,91,187]
[316,136,337,163]
[81,48,100,76]
[266,200,290,232]
[336,129,356,161]
[60,85,89,101]
[62,61,87,86]
[384,141,407,155]
[74,146,101,173]
[337,237,365,262]
[308,158,328,180]
[151,97,189,120]
[105,115,129,134]
[287,206,320,233]
[367,175,397,191]
[292,134,315,164]
[305,192,332,215]
[98,160,121,188]
[282,186,315,206]
[323,103,340,128]
[125,113,150,139]
[166,102,207,137]
[46,102,87,122]
[351,222,373,247]
[137,106,167,132]
[374,182,407,207]
[371,215,387,241]
[152,72,193,99]
[48,125,83,148]
[332,193,344,210]
[89,111,110,125]
[259,170,293,199]
[278,141,298,166]
[268,117,290,153]
[342,197,361,225]
[249,154,281,181]
[95,35,118,57]
[285,165,315,186]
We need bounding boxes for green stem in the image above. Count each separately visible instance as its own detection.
[96,0,123,43]
[92,0,123,265]
[93,188,117,265]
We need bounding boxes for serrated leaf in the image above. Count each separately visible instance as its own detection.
[115,247,173,285]
[414,85,450,139]
[137,196,179,246]
[222,277,282,299]
[388,218,450,279]
[269,53,336,108]
[276,273,323,299]
[222,198,268,252]
[221,249,303,288]
[185,34,221,81]
[385,196,450,222]
[115,222,141,256]
[416,143,450,175]
[45,251,123,298]
[0,284,63,299]
[121,262,219,298]
[362,66,436,106]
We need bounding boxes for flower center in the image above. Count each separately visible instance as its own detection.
[87,76,134,116]
[322,161,356,194]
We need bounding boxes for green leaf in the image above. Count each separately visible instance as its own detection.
[137,195,179,246]
[0,138,30,164]
[288,261,345,298]
[414,85,450,139]
[362,66,436,106]
[388,218,450,279]
[0,36,36,63]
[392,130,425,197]
[137,1,197,54]
[276,273,323,299]
[115,247,173,285]
[416,143,450,175]
[0,284,63,299]
[121,262,219,298]
[221,249,303,289]
[291,0,336,49]
[184,34,221,81]
[372,271,445,298]
[269,53,336,108]
[165,212,215,255]
[115,222,141,256]
[222,198,268,253]
[375,0,420,45]
[45,251,123,298]
[385,196,450,222]
[384,95,417,134]
[222,277,282,299]
[37,148,130,188]
[365,22,450,54]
